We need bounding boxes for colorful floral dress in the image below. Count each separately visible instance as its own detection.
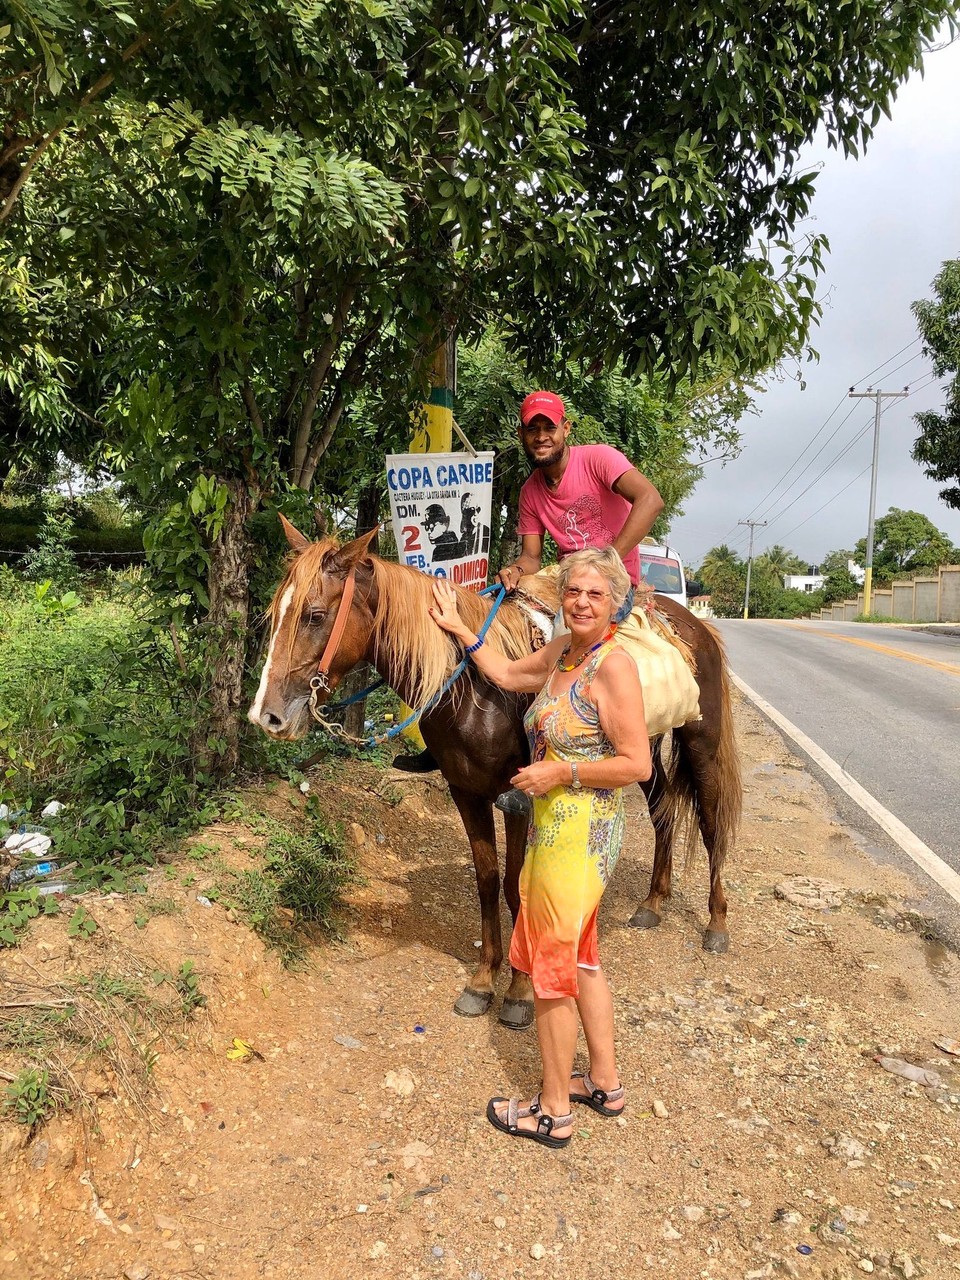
[508,640,625,999]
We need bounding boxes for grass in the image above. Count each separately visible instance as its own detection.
[0,951,210,1130]
[853,612,901,624]
[216,799,352,968]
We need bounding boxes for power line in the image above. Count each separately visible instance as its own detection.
[777,462,873,541]
[854,337,922,387]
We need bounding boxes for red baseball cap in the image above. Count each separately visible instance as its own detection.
[520,391,566,426]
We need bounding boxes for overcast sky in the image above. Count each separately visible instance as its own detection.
[670,37,960,572]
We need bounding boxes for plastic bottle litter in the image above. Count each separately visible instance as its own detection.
[874,1056,944,1089]
[8,860,59,884]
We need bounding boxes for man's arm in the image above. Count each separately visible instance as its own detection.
[497,532,544,589]
[611,468,664,559]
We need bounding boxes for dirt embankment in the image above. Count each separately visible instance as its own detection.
[2,695,960,1280]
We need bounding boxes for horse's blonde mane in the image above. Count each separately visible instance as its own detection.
[268,535,541,709]
[370,559,534,709]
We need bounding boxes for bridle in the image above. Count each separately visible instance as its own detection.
[307,564,358,721]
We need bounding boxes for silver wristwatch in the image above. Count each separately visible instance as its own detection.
[570,762,582,790]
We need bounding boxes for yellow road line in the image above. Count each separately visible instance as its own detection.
[777,622,960,678]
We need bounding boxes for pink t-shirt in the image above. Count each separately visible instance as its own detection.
[517,444,641,585]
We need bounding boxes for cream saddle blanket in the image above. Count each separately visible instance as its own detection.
[517,569,701,738]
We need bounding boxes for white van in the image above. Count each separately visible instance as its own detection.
[638,538,687,608]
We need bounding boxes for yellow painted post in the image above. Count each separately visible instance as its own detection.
[399,340,455,746]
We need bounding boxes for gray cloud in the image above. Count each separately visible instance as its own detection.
[670,40,960,570]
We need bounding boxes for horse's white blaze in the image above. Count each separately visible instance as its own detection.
[248,583,294,724]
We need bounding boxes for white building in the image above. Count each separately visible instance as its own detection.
[783,559,865,593]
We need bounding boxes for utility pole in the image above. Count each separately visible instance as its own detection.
[848,385,909,615]
[738,519,767,619]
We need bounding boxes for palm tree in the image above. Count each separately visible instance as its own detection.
[756,544,807,580]
[699,544,742,589]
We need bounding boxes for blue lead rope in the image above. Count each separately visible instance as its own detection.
[323,583,508,749]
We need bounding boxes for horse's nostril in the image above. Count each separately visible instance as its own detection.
[263,710,284,730]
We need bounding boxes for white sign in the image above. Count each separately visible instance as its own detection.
[385,452,495,591]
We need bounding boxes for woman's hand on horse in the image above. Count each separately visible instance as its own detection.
[511,760,569,797]
[429,579,468,638]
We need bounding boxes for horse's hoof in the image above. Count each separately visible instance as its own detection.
[498,998,534,1031]
[628,907,661,930]
[702,929,729,954]
[454,987,494,1018]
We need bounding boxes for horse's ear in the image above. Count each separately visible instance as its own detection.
[279,513,311,553]
[329,525,380,573]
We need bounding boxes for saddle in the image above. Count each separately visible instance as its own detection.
[513,569,701,738]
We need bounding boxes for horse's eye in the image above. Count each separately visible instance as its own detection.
[307,609,327,627]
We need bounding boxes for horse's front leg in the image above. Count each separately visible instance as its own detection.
[498,808,534,1030]
[448,786,502,1017]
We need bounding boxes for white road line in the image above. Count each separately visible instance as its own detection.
[731,672,960,909]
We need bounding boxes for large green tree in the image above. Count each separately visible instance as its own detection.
[3,0,956,772]
[912,259,960,510]
[853,507,958,579]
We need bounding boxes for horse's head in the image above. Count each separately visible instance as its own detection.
[248,516,379,739]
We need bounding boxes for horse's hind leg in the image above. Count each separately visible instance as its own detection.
[687,733,730,953]
[498,808,534,1030]
[629,737,675,930]
[448,786,501,1017]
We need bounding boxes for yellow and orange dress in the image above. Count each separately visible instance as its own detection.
[508,640,625,999]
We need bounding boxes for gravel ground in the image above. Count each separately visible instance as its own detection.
[2,693,959,1280]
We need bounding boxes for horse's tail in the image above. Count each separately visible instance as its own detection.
[656,620,741,876]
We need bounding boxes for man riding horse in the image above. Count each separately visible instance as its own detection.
[395,390,664,775]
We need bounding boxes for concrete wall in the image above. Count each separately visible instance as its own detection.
[942,566,960,622]
[824,565,960,623]
[914,578,939,622]
[892,581,914,621]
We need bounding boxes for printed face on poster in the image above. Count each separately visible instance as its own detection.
[385,452,495,591]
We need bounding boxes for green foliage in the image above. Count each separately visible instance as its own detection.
[707,556,823,619]
[3,1067,56,1127]
[853,507,958,579]
[66,905,96,938]
[19,494,78,589]
[820,550,862,605]
[220,801,352,967]
[698,544,743,591]
[0,886,60,948]
[173,960,206,1016]
[0,577,222,880]
[912,259,960,510]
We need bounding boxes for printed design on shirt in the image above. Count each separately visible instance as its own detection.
[562,495,614,551]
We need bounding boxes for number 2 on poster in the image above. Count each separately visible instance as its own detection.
[402,525,422,553]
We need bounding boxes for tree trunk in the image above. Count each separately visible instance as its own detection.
[198,477,258,777]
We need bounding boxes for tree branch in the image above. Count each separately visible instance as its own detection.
[289,278,358,483]
[297,314,383,490]
[0,1,182,224]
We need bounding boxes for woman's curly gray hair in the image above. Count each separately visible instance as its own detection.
[556,547,631,614]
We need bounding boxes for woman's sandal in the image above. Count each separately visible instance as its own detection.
[570,1071,625,1117]
[486,1094,573,1149]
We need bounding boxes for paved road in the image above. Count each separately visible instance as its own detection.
[714,619,960,885]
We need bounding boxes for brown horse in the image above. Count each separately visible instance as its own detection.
[249,518,742,1029]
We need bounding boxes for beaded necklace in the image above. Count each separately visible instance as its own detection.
[556,628,616,673]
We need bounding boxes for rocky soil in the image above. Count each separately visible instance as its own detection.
[2,693,960,1280]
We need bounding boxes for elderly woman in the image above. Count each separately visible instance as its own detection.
[429,546,652,1149]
